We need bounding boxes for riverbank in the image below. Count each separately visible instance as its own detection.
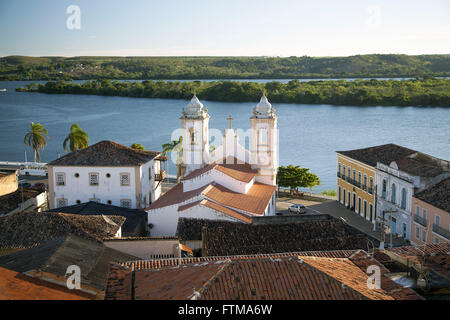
[16,78,450,107]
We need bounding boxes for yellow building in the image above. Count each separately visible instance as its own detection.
[336,151,376,222]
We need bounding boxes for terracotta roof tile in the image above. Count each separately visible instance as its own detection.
[0,266,92,300]
[0,188,43,215]
[337,144,417,167]
[201,200,253,223]
[183,157,258,183]
[48,140,161,166]
[414,177,450,212]
[106,250,421,300]
[204,182,275,215]
[0,211,124,249]
[146,183,209,210]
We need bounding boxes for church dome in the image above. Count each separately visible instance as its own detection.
[253,93,275,118]
[185,94,204,117]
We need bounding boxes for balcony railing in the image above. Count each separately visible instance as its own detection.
[433,224,450,240]
[154,171,166,181]
[414,214,427,227]
[337,172,341,178]
[362,184,367,192]
[368,187,374,195]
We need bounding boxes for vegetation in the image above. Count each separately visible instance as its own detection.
[277,165,321,194]
[63,124,89,152]
[130,143,145,150]
[24,122,49,162]
[17,78,450,107]
[3,54,450,80]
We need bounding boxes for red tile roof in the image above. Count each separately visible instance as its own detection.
[201,200,253,223]
[49,140,161,167]
[106,250,421,300]
[204,182,275,215]
[0,266,92,300]
[183,157,258,183]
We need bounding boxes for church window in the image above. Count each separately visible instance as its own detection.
[259,128,267,144]
[189,127,195,144]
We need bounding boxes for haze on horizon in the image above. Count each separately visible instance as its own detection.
[0,0,449,57]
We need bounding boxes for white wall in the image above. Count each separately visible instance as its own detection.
[104,238,180,259]
[51,165,138,208]
[183,168,253,194]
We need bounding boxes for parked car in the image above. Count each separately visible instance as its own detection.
[288,204,307,214]
[18,182,32,188]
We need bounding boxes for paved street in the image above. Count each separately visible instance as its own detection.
[276,196,409,247]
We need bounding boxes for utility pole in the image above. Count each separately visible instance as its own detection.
[379,208,397,249]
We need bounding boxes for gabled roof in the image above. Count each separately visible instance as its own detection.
[414,177,450,212]
[202,218,372,256]
[0,266,92,300]
[0,211,125,249]
[48,140,161,167]
[0,235,139,293]
[183,157,258,183]
[337,143,417,167]
[204,182,275,215]
[46,201,147,236]
[178,200,253,224]
[106,250,421,300]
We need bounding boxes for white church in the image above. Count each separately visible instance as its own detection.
[146,93,279,236]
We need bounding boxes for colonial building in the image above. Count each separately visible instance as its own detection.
[146,94,278,236]
[337,144,450,241]
[47,140,166,209]
[411,177,450,245]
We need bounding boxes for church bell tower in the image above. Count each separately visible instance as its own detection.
[250,93,278,186]
[180,94,210,177]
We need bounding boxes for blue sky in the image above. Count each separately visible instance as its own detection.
[0,0,449,57]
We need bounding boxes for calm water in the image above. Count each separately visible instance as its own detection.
[1,81,449,192]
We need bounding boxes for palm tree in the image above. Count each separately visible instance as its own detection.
[162,136,183,158]
[131,143,145,150]
[63,124,89,152]
[24,122,49,163]
[162,136,183,181]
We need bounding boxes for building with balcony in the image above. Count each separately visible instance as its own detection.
[337,144,450,240]
[411,177,450,245]
[376,150,450,241]
[48,140,166,209]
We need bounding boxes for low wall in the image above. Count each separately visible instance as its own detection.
[252,213,332,225]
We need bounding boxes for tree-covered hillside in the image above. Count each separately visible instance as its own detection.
[2,54,450,80]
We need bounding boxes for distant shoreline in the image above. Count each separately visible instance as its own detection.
[16,78,450,107]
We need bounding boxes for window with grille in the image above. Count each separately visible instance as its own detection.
[120,199,132,208]
[56,173,65,186]
[89,173,99,186]
[120,173,130,186]
[56,198,68,208]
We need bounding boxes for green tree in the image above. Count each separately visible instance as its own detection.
[162,136,183,158]
[24,122,49,162]
[63,124,89,152]
[131,143,145,150]
[277,165,321,194]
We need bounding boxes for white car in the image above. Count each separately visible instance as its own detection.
[288,204,306,214]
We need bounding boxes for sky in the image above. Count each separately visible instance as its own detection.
[0,0,449,57]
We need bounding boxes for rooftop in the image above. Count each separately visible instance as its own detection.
[0,211,125,249]
[201,218,373,257]
[148,181,275,216]
[414,177,450,212]
[48,140,162,167]
[0,235,139,293]
[105,250,421,300]
[0,266,92,300]
[46,201,147,236]
[337,143,417,167]
[183,157,258,183]
[0,188,43,215]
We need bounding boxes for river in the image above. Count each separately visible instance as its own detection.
[1,80,449,192]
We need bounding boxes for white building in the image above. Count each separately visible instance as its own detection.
[147,94,278,236]
[376,153,450,241]
[48,140,166,209]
